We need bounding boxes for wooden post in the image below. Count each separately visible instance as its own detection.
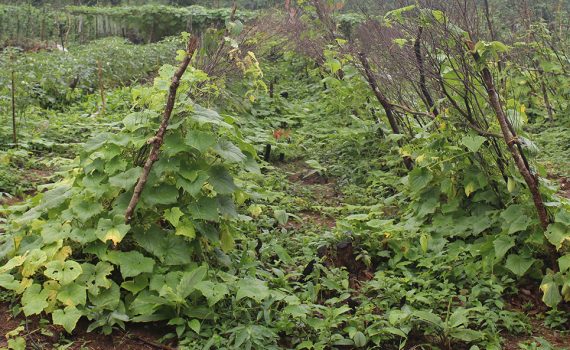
[125,37,199,223]
[358,52,413,171]
[467,40,550,230]
[97,60,106,114]
[11,70,17,146]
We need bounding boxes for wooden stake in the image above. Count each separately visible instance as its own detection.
[97,60,106,114]
[467,40,550,230]
[11,70,17,146]
[125,36,199,224]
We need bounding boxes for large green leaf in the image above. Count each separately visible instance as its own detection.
[96,219,130,246]
[408,167,433,194]
[89,281,121,310]
[177,266,207,299]
[195,281,229,307]
[540,274,562,307]
[188,197,219,222]
[493,236,515,260]
[134,227,193,265]
[235,278,270,302]
[109,167,142,189]
[558,254,570,273]
[500,205,532,234]
[213,139,246,163]
[57,283,87,307]
[70,198,103,223]
[412,310,442,326]
[163,207,184,227]
[52,306,82,333]
[21,283,49,316]
[142,184,179,206]
[545,223,570,250]
[461,135,487,153]
[505,254,535,276]
[77,262,113,295]
[185,130,216,153]
[44,260,83,285]
[106,251,155,278]
[208,165,237,195]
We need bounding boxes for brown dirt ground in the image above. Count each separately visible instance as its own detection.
[0,303,174,349]
[502,287,570,349]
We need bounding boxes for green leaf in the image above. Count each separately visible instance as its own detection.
[345,214,369,221]
[213,139,246,163]
[22,249,47,277]
[89,281,121,310]
[236,278,269,302]
[185,130,216,153]
[57,283,87,307]
[134,227,193,265]
[53,306,82,333]
[176,219,196,239]
[353,331,367,348]
[408,167,433,193]
[106,251,155,279]
[0,255,27,274]
[274,209,289,225]
[163,132,189,156]
[109,167,142,189]
[177,266,207,299]
[505,254,535,276]
[220,228,234,252]
[21,283,49,316]
[177,171,209,196]
[142,184,179,206]
[96,219,130,245]
[164,207,184,227]
[449,328,484,342]
[500,205,532,234]
[190,104,231,128]
[188,319,201,334]
[188,197,219,222]
[493,236,515,260]
[413,310,442,326]
[540,274,561,307]
[70,198,103,223]
[41,222,71,244]
[77,262,113,295]
[555,210,570,226]
[122,275,149,294]
[461,135,486,152]
[44,260,83,285]
[195,281,229,307]
[545,223,570,250]
[208,165,237,194]
[559,254,570,273]
[0,274,20,290]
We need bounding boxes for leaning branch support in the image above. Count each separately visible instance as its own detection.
[125,36,199,224]
[358,52,414,171]
[466,40,550,230]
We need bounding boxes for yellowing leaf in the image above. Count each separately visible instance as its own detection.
[220,229,235,252]
[507,178,516,193]
[104,228,125,245]
[248,205,262,217]
[176,220,196,239]
[54,246,73,262]
[420,234,429,253]
[464,182,476,197]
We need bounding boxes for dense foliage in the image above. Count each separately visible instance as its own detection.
[0,4,257,45]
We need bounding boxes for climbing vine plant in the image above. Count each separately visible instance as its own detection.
[0,52,259,333]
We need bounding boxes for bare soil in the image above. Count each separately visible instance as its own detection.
[0,303,174,349]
